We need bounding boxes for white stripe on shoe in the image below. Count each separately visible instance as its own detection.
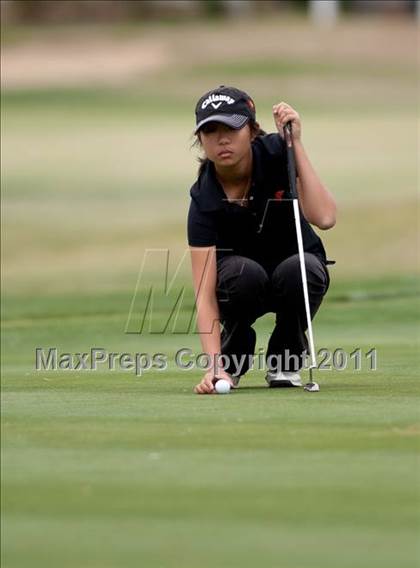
[265,371,302,388]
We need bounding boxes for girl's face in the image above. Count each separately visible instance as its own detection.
[198,122,253,168]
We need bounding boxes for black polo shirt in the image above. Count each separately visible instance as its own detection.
[187,132,328,274]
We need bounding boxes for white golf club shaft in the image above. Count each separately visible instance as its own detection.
[292,199,317,370]
[284,122,317,372]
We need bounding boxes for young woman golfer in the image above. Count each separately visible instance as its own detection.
[187,86,336,394]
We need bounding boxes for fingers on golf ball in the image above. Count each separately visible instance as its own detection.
[215,379,231,394]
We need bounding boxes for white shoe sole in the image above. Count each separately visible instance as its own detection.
[266,373,302,388]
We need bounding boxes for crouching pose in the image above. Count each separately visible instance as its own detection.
[187,86,336,394]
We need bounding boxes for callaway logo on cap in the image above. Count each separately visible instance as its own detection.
[195,86,256,133]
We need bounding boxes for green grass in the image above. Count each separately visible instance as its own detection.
[2,277,420,568]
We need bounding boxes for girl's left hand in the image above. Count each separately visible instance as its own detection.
[273,102,301,142]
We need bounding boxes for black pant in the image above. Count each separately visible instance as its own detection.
[216,254,330,375]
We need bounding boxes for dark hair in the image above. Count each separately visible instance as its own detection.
[192,119,266,177]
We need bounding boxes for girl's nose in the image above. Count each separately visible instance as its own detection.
[218,130,230,143]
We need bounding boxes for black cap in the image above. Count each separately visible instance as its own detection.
[195,86,256,134]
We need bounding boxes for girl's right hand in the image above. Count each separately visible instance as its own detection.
[194,369,235,395]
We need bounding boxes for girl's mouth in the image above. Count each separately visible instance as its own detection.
[218,150,233,159]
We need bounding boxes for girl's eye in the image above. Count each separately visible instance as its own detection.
[200,123,234,135]
[201,123,218,134]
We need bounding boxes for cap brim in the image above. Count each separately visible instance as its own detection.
[195,114,249,134]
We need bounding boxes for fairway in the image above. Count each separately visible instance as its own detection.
[1,14,419,568]
[2,277,419,568]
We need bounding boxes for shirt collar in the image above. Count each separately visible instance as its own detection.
[190,161,226,212]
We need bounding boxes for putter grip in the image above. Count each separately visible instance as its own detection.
[283,122,298,199]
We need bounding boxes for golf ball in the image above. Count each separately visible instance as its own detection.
[215,379,231,394]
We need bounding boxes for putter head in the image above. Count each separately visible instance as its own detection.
[304,382,320,392]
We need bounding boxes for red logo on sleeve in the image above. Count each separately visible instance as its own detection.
[274,190,284,200]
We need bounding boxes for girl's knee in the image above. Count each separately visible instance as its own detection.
[271,254,328,294]
[217,256,269,303]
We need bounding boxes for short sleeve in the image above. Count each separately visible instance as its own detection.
[187,199,217,247]
[258,132,286,159]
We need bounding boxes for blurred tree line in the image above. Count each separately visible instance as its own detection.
[1,0,416,24]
